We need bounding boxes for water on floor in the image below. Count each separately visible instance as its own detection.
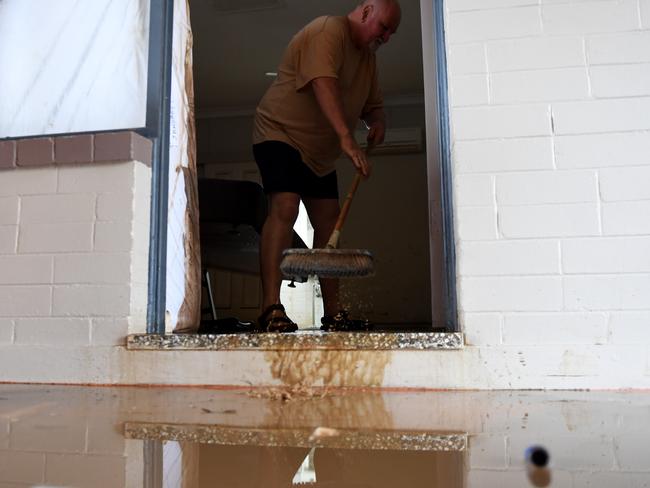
[0,385,649,487]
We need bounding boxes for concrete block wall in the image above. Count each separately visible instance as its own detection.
[446,0,650,385]
[0,132,151,373]
[465,392,650,487]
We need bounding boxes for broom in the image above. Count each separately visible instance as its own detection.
[280,171,374,279]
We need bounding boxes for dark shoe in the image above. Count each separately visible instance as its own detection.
[258,304,298,333]
[320,310,372,332]
[197,317,255,334]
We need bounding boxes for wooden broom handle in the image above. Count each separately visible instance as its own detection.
[325,172,363,249]
[334,172,363,232]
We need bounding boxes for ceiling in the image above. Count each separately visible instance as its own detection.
[188,0,425,115]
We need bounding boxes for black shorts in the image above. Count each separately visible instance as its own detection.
[253,141,338,199]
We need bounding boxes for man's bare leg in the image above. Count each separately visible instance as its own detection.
[303,197,341,316]
[259,192,301,314]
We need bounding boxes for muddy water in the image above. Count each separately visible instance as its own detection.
[1,385,650,487]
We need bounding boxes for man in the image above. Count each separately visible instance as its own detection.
[252,0,401,332]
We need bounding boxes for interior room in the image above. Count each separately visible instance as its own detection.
[189,0,446,331]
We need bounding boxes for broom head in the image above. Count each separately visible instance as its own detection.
[280,248,374,279]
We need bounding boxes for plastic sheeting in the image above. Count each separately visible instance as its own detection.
[166,0,200,332]
[0,0,150,138]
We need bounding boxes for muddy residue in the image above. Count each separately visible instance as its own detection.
[264,349,391,388]
[262,388,394,431]
[257,349,392,427]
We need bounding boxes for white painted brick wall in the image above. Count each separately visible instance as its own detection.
[449,74,489,107]
[491,67,589,104]
[542,0,639,35]
[91,318,130,346]
[460,276,563,312]
[555,132,650,168]
[19,222,94,253]
[496,170,598,205]
[447,7,542,43]
[0,319,13,344]
[462,312,502,345]
[447,43,486,75]
[0,225,17,253]
[52,285,131,317]
[602,201,650,235]
[487,36,585,72]
[448,0,537,11]
[642,0,650,27]
[459,240,560,276]
[456,206,498,240]
[455,137,554,173]
[0,161,149,359]
[499,203,600,238]
[590,63,650,97]
[0,256,53,284]
[600,166,650,201]
[455,174,494,206]
[502,312,608,345]
[446,0,650,388]
[564,275,650,311]
[0,167,57,195]
[14,318,90,346]
[552,98,650,134]
[587,31,650,64]
[609,312,650,344]
[54,254,131,284]
[20,194,95,223]
[0,286,51,317]
[0,196,18,225]
[94,222,134,252]
[452,105,551,139]
[562,237,650,274]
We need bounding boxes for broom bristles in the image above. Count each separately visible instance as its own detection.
[280,248,374,279]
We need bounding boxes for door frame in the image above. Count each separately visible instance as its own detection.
[421,0,458,331]
[146,0,459,333]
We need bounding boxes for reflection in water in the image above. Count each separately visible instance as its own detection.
[162,442,463,488]
[2,386,650,487]
[525,445,551,487]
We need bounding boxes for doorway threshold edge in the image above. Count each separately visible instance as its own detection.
[126,331,464,351]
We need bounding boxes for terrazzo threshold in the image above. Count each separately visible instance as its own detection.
[124,421,467,452]
[127,330,464,351]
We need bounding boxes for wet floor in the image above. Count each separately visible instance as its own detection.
[0,385,649,487]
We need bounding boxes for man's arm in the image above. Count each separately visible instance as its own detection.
[311,76,371,177]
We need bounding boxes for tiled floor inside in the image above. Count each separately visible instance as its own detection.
[0,384,649,487]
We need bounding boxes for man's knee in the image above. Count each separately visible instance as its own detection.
[307,201,340,233]
[269,195,300,224]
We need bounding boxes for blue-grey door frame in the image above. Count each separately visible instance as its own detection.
[433,0,458,331]
[142,0,174,334]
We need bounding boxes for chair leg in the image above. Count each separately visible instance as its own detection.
[203,269,217,321]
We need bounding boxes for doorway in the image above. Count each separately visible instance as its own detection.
[189,0,447,330]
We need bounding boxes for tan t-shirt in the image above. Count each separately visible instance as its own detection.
[253,16,383,176]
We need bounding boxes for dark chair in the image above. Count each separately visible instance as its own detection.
[198,178,307,322]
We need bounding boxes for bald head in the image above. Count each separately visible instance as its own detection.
[348,0,401,52]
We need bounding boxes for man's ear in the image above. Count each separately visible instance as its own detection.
[361,4,373,22]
